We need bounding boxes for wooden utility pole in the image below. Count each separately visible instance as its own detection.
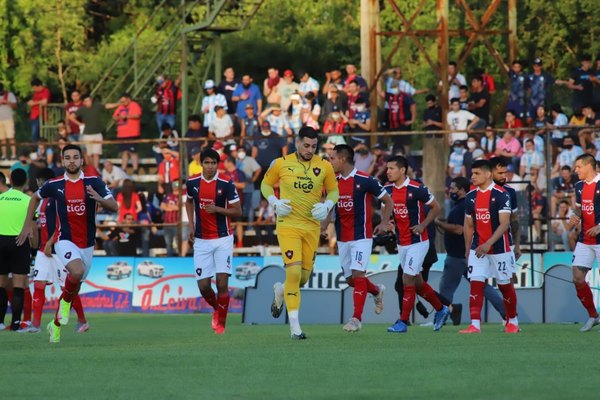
[360,0,381,135]
[508,0,517,64]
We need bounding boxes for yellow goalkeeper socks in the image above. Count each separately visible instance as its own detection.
[284,264,302,312]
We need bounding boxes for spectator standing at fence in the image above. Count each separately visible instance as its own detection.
[0,83,17,160]
[218,68,238,116]
[553,136,583,176]
[160,181,181,257]
[153,75,178,133]
[298,71,320,98]
[188,147,202,177]
[261,104,292,138]
[468,76,490,128]
[65,90,83,141]
[458,86,469,111]
[423,94,443,133]
[263,68,282,107]
[184,114,204,156]
[208,105,234,143]
[343,64,368,92]
[232,74,262,118]
[201,80,227,133]
[157,149,180,193]
[240,104,260,147]
[28,78,51,143]
[439,61,466,102]
[520,139,544,180]
[447,98,479,145]
[566,55,594,113]
[222,155,246,247]
[230,145,261,228]
[347,97,371,148]
[346,80,367,120]
[385,86,416,155]
[527,58,564,124]
[113,94,142,174]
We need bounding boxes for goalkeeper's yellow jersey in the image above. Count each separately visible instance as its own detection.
[262,152,338,230]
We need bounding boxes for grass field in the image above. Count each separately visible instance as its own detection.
[2,314,599,400]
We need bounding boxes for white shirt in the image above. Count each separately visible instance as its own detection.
[201,94,227,127]
[439,73,467,101]
[520,150,544,174]
[447,109,476,143]
[209,114,233,139]
[299,77,320,95]
[556,146,583,168]
[102,166,130,187]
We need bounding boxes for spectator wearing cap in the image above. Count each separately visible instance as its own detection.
[217,67,239,115]
[298,71,320,98]
[423,94,443,132]
[279,70,299,111]
[240,103,259,148]
[201,79,227,131]
[232,74,262,118]
[188,147,203,177]
[527,58,564,124]
[286,94,303,135]
[184,114,205,156]
[263,67,282,106]
[322,85,347,123]
[153,74,178,133]
[260,104,292,138]
[27,78,51,142]
[209,105,234,143]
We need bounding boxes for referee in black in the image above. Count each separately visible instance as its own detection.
[0,169,33,331]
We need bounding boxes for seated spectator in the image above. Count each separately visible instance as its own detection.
[184,114,205,156]
[551,200,575,250]
[481,125,500,157]
[254,198,275,245]
[157,149,180,193]
[261,104,292,138]
[495,130,522,170]
[506,164,527,192]
[346,80,367,119]
[354,143,375,173]
[463,135,482,178]
[286,94,303,135]
[188,147,202,177]
[447,97,479,145]
[153,122,179,164]
[532,105,550,136]
[504,109,524,139]
[347,97,371,148]
[577,105,600,150]
[530,184,546,243]
[137,192,158,257]
[222,155,246,247]
[551,165,576,215]
[322,85,347,122]
[468,76,490,127]
[209,105,234,143]
[552,136,583,176]
[116,179,142,223]
[301,92,320,130]
[56,120,69,141]
[36,138,54,168]
[384,85,416,154]
[97,213,140,256]
[160,181,181,257]
[550,103,569,149]
[519,139,544,180]
[322,108,348,145]
[523,129,545,154]
[102,160,131,191]
[447,140,466,178]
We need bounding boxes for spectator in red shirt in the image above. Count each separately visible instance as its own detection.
[116,179,142,223]
[27,78,51,142]
[504,109,525,139]
[65,89,83,140]
[157,148,180,194]
[113,93,142,174]
[153,75,177,133]
[160,181,181,257]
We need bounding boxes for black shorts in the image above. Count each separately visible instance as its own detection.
[117,137,138,153]
[0,235,31,275]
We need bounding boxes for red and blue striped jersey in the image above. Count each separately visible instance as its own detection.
[575,175,600,245]
[37,198,56,251]
[503,184,518,213]
[465,182,513,254]
[385,178,434,245]
[186,173,240,240]
[335,169,387,242]
[37,172,112,249]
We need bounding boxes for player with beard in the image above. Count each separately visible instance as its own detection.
[261,127,339,339]
[17,144,118,343]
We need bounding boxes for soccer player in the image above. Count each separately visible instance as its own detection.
[568,154,600,332]
[328,144,393,332]
[24,168,88,334]
[261,126,339,339]
[460,159,519,334]
[489,157,522,264]
[17,144,118,343]
[385,156,450,333]
[185,149,241,335]
[0,169,32,332]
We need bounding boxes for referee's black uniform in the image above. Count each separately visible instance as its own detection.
[0,169,32,331]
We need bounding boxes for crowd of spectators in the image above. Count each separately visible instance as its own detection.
[1,55,600,254]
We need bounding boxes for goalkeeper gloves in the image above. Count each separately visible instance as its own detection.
[268,195,292,217]
[311,200,334,221]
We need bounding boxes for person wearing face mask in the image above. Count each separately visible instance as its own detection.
[323,108,348,146]
[447,140,466,179]
[435,176,506,325]
[230,144,262,227]
[463,135,480,178]
[519,139,544,180]
[347,98,371,148]
[553,136,583,176]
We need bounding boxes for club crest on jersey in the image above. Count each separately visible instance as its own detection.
[356,184,361,189]
[313,168,321,176]
[285,250,294,259]
[217,189,223,195]
[408,193,413,198]
[64,252,72,260]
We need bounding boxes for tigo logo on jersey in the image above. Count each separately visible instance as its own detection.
[338,195,353,211]
[294,176,314,193]
[393,204,408,217]
[582,201,594,215]
[199,198,214,210]
[476,209,491,223]
[66,199,86,216]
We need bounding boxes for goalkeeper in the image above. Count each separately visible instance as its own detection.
[261,126,339,340]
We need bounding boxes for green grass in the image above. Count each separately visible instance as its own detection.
[2,314,599,400]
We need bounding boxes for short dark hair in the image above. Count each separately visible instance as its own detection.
[559,199,571,207]
[225,155,236,165]
[333,144,354,165]
[575,153,596,168]
[37,168,55,182]
[512,60,522,66]
[0,171,6,186]
[387,155,408,172]
[459,85,468,91]
[448,61,457,67]
[201,148,220,163]
[31,78,42,86]
[560,165,572,172]
[452,176,470,193]
[121,93,131,99]
[425,94,436,102]
[551,103,563,114]
[581,54,592,62]
[450,97,460,104]
[62,144,83,157]
[57,119,66,125]
[189,114,201,123]
[472,159,492,172]
[10,169,27,187]
[298,126,318,140]
[472,76,483,83]
[160,122,173,131]
[489,157,508,170]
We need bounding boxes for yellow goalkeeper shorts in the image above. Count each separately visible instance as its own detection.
[276,225,320,271]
